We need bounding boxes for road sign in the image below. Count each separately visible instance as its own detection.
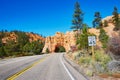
[88,36,96,46]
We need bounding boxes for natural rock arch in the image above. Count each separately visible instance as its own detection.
[42,32,76,53]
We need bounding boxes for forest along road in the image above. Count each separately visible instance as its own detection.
[0,53,88,80]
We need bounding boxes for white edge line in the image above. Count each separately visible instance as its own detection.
[60,54,75,80]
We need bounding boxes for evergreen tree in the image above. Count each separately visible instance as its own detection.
[71,1,83,34]
[99,28,109,48]
[104,20,108,27]
[77,24,89,50]
[93,12,102,28]
[0,46,7,58]
[15,31,29,52]
[0,31,7,57]
[112,7,120,30]
[33,40,44,55]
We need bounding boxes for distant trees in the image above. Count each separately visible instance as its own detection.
[0,30,45,58]
[46,48,50,53]
[93,12,102,28]
[0,30,6,58]
[55,46,66,52]
[31,40,44,55]
[71,1,84,35]
[112,7,120,31]
[23,40,44,55]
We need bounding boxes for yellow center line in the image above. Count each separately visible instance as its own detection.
[7,55,49,80]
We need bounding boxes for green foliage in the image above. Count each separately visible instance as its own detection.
[0,46,7,57]
[23,40,44,55]
[95,50,111,72]
[55,46,66,52]
[4,40,20,56]
[46,48,49,53]
[0,30,45,58]
[99,28,109,48]
[79,56,92,65]
[77,24,95,51]
[15,31,29,52]
[71,1,83,33]
[103,20,108,27]
[23,42,32,52]
[32,40,44,55]
[112,7,120,31]
[95,50,111,62]
[77,24,88,50]
[93,12,102,28]
[58,46,66,52]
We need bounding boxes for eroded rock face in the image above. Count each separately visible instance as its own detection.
[88,15,119,48]
[26,33,45,42]
[1,32,45,43]
[42,31,76,53]
[2,32,17,43]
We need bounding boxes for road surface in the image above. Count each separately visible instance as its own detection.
[0,53,88,80]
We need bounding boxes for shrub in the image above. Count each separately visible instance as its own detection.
[79,56,92,65]
[95,50,111,63]
[46,48,49,53]
[94,50,111,72]
[72,51,81,60]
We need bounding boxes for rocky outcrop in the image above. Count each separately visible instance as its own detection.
[43,15,120,53]
[2,32,17,43]
[42,31,76,53]
[88,15,120,47]
[1,32,45,43]
[26,33,45,42]
[88,23,118,47]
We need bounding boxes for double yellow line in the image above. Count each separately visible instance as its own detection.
[7,56,48,80]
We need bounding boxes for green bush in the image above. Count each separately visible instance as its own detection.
[95,50,111,72]
[79,56,92,65]
[46,48,49,53]
[95,50,111,63]
[99,28,109,48]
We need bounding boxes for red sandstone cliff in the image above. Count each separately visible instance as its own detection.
[1,32,45,43]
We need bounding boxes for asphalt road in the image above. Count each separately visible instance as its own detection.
[0,53,88,80]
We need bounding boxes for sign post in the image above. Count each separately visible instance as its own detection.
[88,36,96,62]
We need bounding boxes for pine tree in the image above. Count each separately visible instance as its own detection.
[77,24,89,50]
[104,20,108,27]
[71,1,83,34]
[93,12,102,28]
[0,46,7,58]
[99,28,109,48]
[112,7,120,30]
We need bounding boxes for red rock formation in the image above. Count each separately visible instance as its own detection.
[43,15,120,53]
[2,32,17,43]
[89,15,119,47]
[42,31,76,53]
[26,33,45,42]
[1,32,45,43]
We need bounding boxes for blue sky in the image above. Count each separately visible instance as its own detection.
[0,0,120,36]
